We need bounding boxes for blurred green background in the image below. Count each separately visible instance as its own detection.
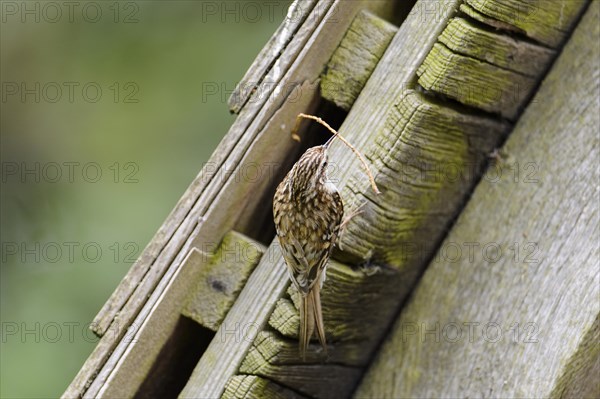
[0,1,291,397]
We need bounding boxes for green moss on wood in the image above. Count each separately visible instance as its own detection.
[417,43,536,119]
[459,3,526,34]
[340,90,509,266]
[466,0,588,47]
[439,17,555,76]
[268,298,298,338]
[321,10,397,111]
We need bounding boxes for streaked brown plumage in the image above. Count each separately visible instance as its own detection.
[273,143,343,359]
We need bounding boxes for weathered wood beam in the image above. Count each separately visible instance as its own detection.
[239,352,362,399]
[339,90,508,265]
[87,248,208,398]
[417,42,537,119]
[416,1,585,120]
[438,17,555,77]
[242,330,370,368]
[182,232,266,331]
[271,260,404,345]
[355,2,599,397]
[465,0,587,47]
[321,10,398,110]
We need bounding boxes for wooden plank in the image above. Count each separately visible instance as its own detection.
[465,0,588,47]
[239,360,362,399]
[415,1,588,120]
[459,2,526,33]
[241,330,370,368]
[228,0,318,113]
[87,248,208,398]
[355,2,600,397]
[321,10,398,110]
[182,231,266,331]
[270,260,404,345]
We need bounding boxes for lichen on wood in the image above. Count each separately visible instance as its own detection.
[242,330,369,369]
[439,17,555,76]
[339,90,509,266]
[417,43,536,119]
[465,0,588,47]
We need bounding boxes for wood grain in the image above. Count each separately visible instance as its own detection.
[321,10,398,110]
[338,90,509,266]
[438,17,555,77]
[466,0,587,47]
[417,42,536,119]
[355,2,599,396]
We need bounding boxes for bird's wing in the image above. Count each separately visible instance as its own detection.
[279,234,310,291]
[305,190,343,291]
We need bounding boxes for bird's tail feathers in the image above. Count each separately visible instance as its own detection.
[299,286,327,360]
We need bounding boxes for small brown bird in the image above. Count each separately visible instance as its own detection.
[273,114,379,359]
